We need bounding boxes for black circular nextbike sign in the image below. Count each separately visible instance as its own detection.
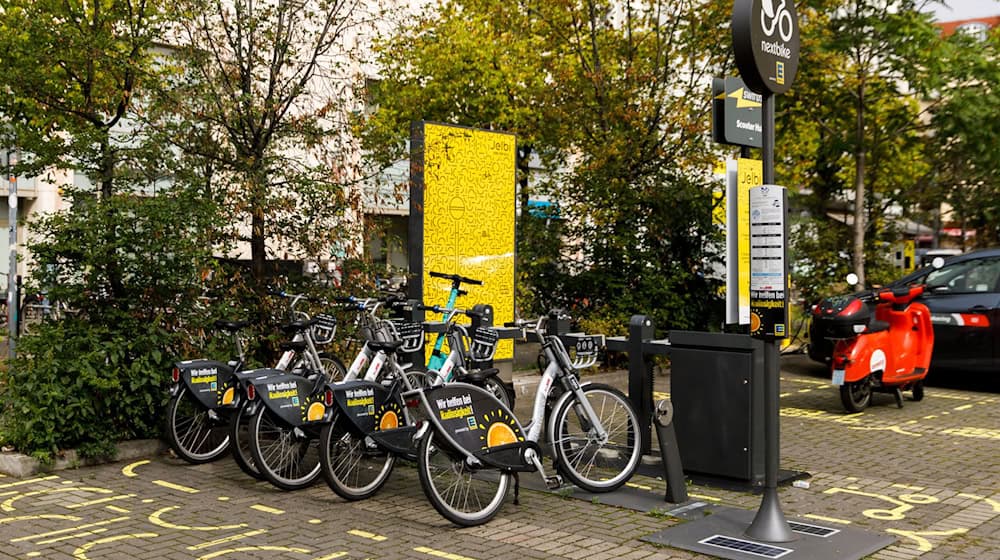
[732,0,800,95]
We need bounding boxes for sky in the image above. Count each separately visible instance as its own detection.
[928,0,1000,21]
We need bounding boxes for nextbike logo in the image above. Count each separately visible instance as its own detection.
[761,0,794,42]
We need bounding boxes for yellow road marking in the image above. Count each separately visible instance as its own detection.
[849,425,921,437]
[308,519,323,524]
[0,475,59,489]
[957,493,1000,513]
[66,494,136,509]
[802,514,851,525]
[121,460,150,478]
[688,493,722,502]
[12,517,130,542]
[314,553,349,560]
[891,484,926,491]
[250,504,285,515]
[954,404,973,411]
[36,527,110,545]
[2,487,114,512]
[933,393,971,401]
[195,546,312,559]
[886,527,969,552]
[782,377,828,386]
[797,389,813,393]
[941,427,1000,440]
[653,391,671,401]
[73,533,159,560]
[106,505,130,513]
[149,506,248,531]
[824,488,938,521]
[187,529,268,550]
[152,480,200,493]
[348,529,387,541]
[0,514,82,525]
[626,482,652,491]
[415,546,478,560]
[779,393,792,398]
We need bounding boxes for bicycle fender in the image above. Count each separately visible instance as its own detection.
[174,360,235,409]
[545,380,597,446]
[246,369,326,427]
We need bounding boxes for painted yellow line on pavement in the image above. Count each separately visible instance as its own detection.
[954,404,974,411]
[187,529,268,550]
[66,493,136,509]
[196,546,312,559]
[73,533,159,560]
[688,493,722,502]
[415,546,478,560]
[0,475,59,489]
[782,377,829,386]
[797,389,813,393]
[958,493,1000,513]
[0,514,82,525]
[250,504,285,515]
[348,529,387,542]
[12,517,130,542]
[314,553,349,560]
[780,393,792,398]
[933,393,971,401]
[886,527,968,553]
[803,514,852,525]
[121,460,150,478]
[36,527,110,545]
[149,506,248,532]
[653,391,671,401]
[2,487,114,512]
[941,427,1000,440]
[152,480,200,493]
[106,505,130,514]
[626,482,653,491]
[891,483,926,491]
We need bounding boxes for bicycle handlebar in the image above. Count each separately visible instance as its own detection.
[428,271,483,286]
[417,304,484,320]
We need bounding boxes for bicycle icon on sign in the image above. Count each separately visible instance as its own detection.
[761,0,794,42]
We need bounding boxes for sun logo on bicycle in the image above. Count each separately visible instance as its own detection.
[375,402,404,431]
[478,408,523,449]
[300,395,327,423]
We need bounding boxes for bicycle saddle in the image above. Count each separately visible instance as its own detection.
[455,367,500,383]
[368,339,406,354]
[281,318,318,334]
[214,320,251,332]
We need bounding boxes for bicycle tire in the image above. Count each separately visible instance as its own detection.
[480,377,516,411]
[318,415,395,501]
[417,430,511,527]
[247,406,321,491]
[228,401,264,480]
[165,386,230,464]
[550,383,641,493]
[318,353,347,382]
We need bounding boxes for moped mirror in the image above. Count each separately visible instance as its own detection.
[846,273,859,286]
[931,256,945,269]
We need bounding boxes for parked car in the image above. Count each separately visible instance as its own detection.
[809,247,1000,372]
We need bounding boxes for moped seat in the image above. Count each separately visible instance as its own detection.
[865,320,890,334]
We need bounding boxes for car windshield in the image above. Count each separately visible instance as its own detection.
[920,257,1000,294]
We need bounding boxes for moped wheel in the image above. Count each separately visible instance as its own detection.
[248,406,321,490]
[318,416,395,501]
[229,401,264,480]
[417,431,511,527]
[911,380,925,402]
[480,377,516,410]
[166,387,230,464]
[550,384,641,493]
[840,379,872,412]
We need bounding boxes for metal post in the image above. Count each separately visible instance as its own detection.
[628,315,655,455]
[746,94,794,543]
[6,148,16,358]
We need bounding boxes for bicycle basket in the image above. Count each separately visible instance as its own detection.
[469,327,499,362]
[311,313,338,345]
[390,318,425,353]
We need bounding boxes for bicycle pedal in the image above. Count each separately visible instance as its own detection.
[545,475,563,490]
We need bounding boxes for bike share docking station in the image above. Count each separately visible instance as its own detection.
[641,2,893,558]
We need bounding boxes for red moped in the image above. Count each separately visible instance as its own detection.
[814,276,934,412]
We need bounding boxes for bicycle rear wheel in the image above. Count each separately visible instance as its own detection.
[229,401,263,480]
[480,377,515,410]
[247,406,321,490]
[318,353,347,382]
[318,416,395,501]
[165,387,230,464]
[417,431,510,527]
[550,383,640,492]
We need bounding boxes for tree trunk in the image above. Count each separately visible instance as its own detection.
[853,85,866,291]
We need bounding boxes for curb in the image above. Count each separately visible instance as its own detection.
[0,439,166,478]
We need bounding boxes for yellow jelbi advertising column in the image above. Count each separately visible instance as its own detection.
[409,122,516,360]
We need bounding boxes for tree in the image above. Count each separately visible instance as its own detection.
[158,0,372,285]
[364,0,734,330]
[780,0,944,292]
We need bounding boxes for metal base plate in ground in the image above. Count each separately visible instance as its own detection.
[642,506,894,560]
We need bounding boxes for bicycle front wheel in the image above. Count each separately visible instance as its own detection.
[417,431,511,527]
[165,387,230,464]
[550,383,641,493]
[318,352,347,382]
[248,406,321,490]
[229,401,264,480]
[318,416,395,501]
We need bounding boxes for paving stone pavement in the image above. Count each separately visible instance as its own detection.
[0,354,996,559]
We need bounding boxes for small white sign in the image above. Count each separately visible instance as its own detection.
[749,185,786,293]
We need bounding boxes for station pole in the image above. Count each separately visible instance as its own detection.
[6,147,17,359]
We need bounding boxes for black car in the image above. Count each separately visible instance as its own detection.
[808,247,1000,372]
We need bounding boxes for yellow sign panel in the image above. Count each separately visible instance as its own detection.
[737,158,762,325]
[417,123,516,360]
